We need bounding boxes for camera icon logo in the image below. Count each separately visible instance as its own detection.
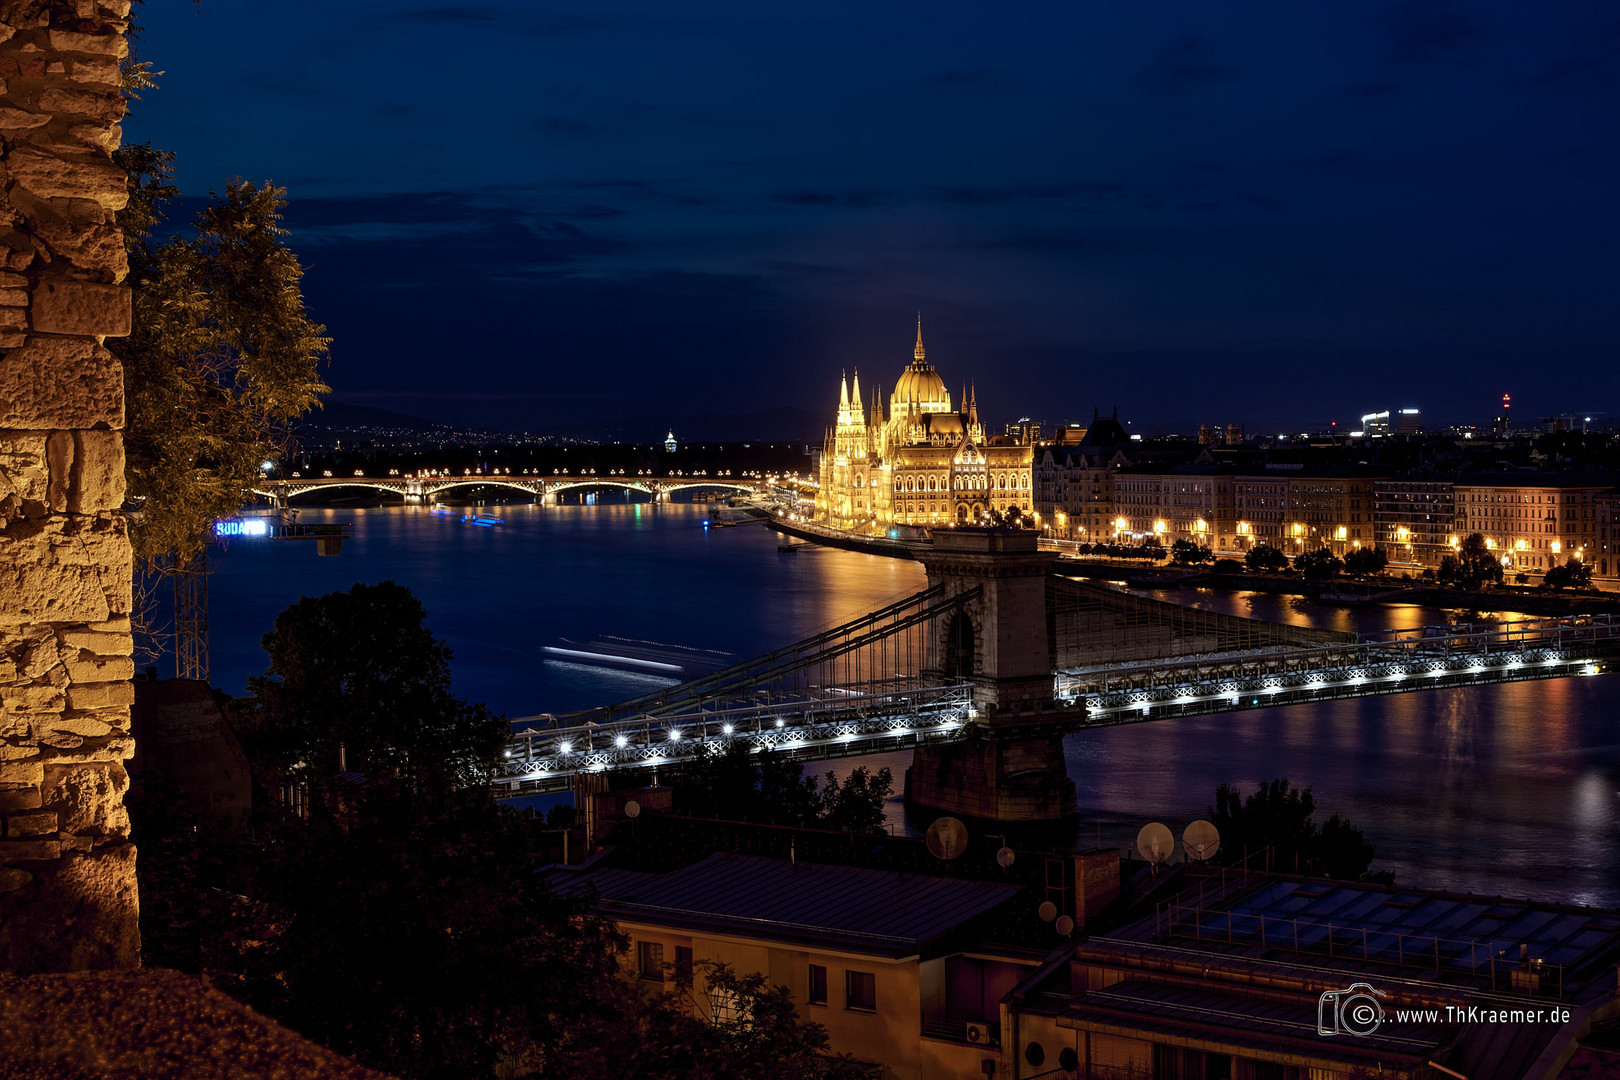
[1318,982,1388,1037]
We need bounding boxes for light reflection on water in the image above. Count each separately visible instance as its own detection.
[207,509,1620,904]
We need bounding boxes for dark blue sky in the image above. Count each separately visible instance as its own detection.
[129,1,1619,437]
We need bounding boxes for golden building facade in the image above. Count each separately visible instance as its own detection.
[818,322,1034,531]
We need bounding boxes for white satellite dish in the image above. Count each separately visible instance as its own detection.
[1037,901,1058,922]
[1182,819,1221,862]
[925,816,969,861]
[1055,915,1075,936]
[624,800,641,819]
[996,846,1016,869]
[1136,822,1174,865]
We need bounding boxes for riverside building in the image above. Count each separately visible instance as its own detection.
[817,320,1035,532]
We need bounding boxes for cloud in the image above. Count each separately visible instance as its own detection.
[1134,35,1243,95]
[1382,0,1484,65]
[772,188,895,208]
[1342,80,1401,99]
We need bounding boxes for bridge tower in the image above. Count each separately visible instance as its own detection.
[405,477,424,502]
[906,528,1077,822]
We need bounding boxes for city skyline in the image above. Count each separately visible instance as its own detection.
[127,1,1620,435]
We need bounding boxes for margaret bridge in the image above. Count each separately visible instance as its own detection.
[251,474,769,506]
[493,528,1620,821]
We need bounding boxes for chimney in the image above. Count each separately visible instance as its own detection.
[338,742,347,772]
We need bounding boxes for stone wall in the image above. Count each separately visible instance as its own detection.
[0,0,137,971]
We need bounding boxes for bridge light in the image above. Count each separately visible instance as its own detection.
[721,724,733,735]
[615,735,628,748]
[668,729,681,741]
[775,718,785,728]
[558,741,572,754]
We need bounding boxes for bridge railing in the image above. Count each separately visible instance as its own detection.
[1055,614,1620,722]
[495,682,974,789]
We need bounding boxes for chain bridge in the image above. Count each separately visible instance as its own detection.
[496,529,1620,820]
[251,474,765,506]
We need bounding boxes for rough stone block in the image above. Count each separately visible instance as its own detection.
[69,58,120,85]
[0,288,28,307]
[0,867,32,892]
[68,429,124,512]
[30,279,131,337]
[0,107,48,131]
[49,735,133,764]
[0,742,42,763]
[0,761,44,788]
[0,843,139,971]
[4,811,58,838]
[0,430,49,504]
[4,144,126,205]
[0,516,131,626]
[42,712,115,738]
[45,429,74,511]
[26,218,123,270]
[0,839,61,862]
[42,762,126,836]
[47,30,129,58]
[62,654,133,684]
[0,337,123,430]
[56,628,127,653]
[63,681,132,711]
[0,788,42,812]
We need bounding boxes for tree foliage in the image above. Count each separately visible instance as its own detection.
[1342,547,1388,576]
[673,743,893,832]
[1295,547,1343,581]
[1210,778,1383,882]
[232,581,507,791]
[1437,533,1504,590]
[112,143,330,566]
[1244,545,1291,573]
[1543,556,1593,590]
[1170,538,1213,566]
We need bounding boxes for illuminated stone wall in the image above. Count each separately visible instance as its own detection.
[0,0,137,971]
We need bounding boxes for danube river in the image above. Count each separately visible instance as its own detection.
[207,501,1620,906]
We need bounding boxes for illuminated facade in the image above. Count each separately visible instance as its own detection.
[1453,475,1607,574]
[818,321,1034,530]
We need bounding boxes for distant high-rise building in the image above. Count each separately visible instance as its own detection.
[664,430,677,452]
[1224,423,1242,446]
[1359,409,1420,438]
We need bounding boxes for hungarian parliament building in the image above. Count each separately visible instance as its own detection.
[815,321,1034,530]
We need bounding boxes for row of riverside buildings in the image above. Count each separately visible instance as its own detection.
[550,814,1620,1080]
[813,327,1620,583]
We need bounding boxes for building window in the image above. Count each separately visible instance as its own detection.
[637,941,664,981]
[675,946,693,978]
[808,964,828,1006]
[845,969,877,1011]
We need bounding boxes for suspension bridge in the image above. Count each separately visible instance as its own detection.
[496,528,1620,820]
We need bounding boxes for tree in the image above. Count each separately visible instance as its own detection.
[112,144,330,567]
[1171,539,1213,566]
[814,766,894,833]
[673,746,891,833]
[1211,778,1382,882]
[1342,547,1388,576]
[233,581,507,792]
[1438,533,1503,590]
[1543,557,1593,590]
[548,961,879,1080]
[1295,547,1343,581]
[1245,545,1290,573]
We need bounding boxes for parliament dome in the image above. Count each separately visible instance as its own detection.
[891,318,951,411]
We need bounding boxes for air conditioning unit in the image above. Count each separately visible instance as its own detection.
[964,1021,1000,1046]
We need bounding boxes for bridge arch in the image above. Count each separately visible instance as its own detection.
[942,611,978,680]
[269,481,409,500]
[421,478,546,497]
[657,482,755,497]
[547,480,654,496]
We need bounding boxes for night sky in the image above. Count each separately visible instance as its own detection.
[127,1,1619,439]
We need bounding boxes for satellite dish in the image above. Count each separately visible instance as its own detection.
[624,800,641,819]
[925,816,969,860]
[995,846,1016,869]
[1037,901,1058,922]
[1136,822,1174,865]
[1055,915,1075,936]
[1182,819,1221,862]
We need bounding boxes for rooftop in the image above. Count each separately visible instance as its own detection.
[547,851,1024,958]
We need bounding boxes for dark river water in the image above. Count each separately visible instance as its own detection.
[206,500,1620,906]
